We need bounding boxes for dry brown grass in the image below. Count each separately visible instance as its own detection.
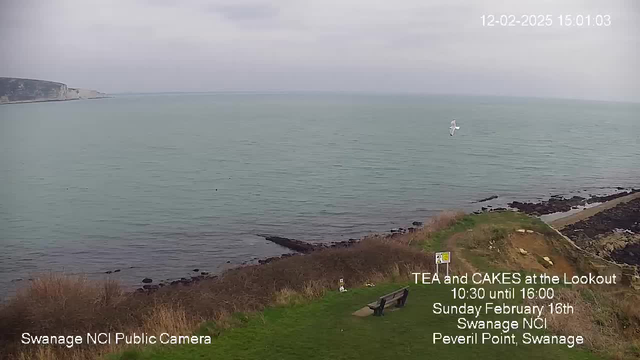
[0,239,433,360]
[383,210,465,246]
[427,210,466,232]
[529,286,640,359]
[273,287,302,306]
[141,305,198,336]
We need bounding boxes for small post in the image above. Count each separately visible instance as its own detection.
[436,251,451,278]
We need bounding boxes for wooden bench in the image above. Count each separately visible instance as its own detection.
[367,287,409,316]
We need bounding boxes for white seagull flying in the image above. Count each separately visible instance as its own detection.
[449,119,460,136]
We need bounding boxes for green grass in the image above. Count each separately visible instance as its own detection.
[424,211,555,252]
[109,282,602,360]
[462,248,502,273]
[108,212,601,360]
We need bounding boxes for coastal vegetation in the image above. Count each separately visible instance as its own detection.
[0,235,432,359]
[2,210,639,359]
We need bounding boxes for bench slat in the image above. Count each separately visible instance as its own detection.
[382,293,404,300]
[379,286,408,297]
[378,287,408,300]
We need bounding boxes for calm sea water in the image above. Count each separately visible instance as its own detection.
[1,94,638,296]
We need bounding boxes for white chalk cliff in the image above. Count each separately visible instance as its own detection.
[0,77,107,104]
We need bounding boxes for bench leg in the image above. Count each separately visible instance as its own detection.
[374,299,387,316]
[396,289,409,308]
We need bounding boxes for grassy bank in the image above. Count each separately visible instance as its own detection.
[0,237,436,360]
[114,210,639,360]
[3,211,640,359]
[110,282,599,360]
[418,211,640,359]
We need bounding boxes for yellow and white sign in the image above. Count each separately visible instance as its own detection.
[435,252,450,264]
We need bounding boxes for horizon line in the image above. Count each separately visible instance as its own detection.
[107,90,640,105]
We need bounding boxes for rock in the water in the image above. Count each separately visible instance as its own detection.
[412,221,423,226]
[476,195,499,203]
[193,269,199,272]
[587,189,640,204]
[142,278,152,284]
[510,190,640,216]
[259,235,319,253]
[114,269,120,273]
[509,196,585,215]
[105,271,113,274]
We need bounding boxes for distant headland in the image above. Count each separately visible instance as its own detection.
[0,77,107,105]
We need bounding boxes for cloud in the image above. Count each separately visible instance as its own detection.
[209,3,279,22]
[0,0,637,101]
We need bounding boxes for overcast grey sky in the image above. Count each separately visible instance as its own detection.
[1,0,638,102]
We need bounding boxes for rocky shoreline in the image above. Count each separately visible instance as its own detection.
[561,197,640,266]
[100,188,640,292]
[130,223,426,293]
[13,187,637,294]
[508,188,639,216]
[505,188,640,268]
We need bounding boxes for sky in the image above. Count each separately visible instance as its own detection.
[1,0,638,102]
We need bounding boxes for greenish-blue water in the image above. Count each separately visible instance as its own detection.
[0,94,638,295]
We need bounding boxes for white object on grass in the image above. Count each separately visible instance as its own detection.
[450,119,460,136]
[339,278,347,292]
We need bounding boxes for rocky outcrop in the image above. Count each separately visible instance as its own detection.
[259,234,359,253]
[260,235,319,253]
[561,197,640,267]
[475,195,499,203]
[508,189,639,216]
[0,77,107,104]
[509,195,587,215]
